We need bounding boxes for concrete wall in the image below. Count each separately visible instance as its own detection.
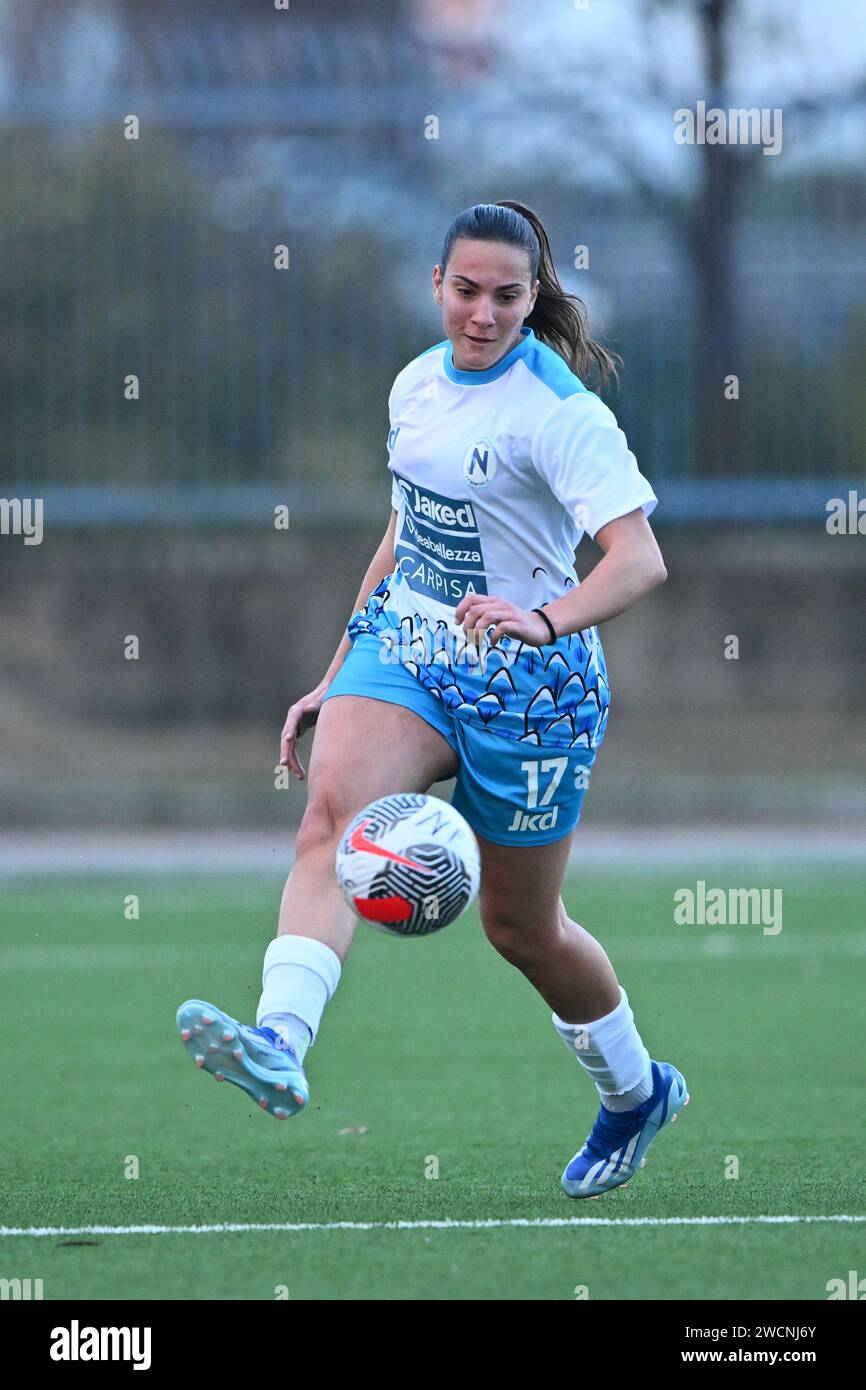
[1,525,864,828]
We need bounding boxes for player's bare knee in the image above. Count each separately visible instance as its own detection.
[296,777,372,856]
[481,911,544,969]
[295,795,343,857]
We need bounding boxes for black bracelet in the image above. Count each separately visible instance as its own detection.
[532,607,558,644]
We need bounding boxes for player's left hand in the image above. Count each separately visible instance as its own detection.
[454,594,554,647]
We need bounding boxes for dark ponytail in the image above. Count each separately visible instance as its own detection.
[440,199,620,391]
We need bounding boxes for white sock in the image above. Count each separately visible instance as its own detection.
[257,935,342,1064]
[261,1012,313,1063]
[552,987,653,1111]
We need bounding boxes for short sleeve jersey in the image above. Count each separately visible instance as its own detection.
[347,325,657,751]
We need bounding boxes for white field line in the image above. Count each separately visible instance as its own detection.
[2,934,866,972]
[1,1215,865,1238]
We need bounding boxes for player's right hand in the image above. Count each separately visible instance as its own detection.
[279,684,328,780]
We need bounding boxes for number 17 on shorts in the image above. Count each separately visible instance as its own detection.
[511,754,594,834]
[449,724,598,847]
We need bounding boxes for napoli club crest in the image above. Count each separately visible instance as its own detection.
[462,438,498,487]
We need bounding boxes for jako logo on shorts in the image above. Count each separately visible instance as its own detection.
[507,806,559,833]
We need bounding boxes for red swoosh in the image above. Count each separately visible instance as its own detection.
[348,819,435,872]
[354,894,412,923]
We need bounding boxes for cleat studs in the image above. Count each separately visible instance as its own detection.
[207,1043,218,1053]
[214,1071,225,1082]
[232,1048,243,1061]
[194,1055,205,1067]
[258,1098,269,1109]
[222,1030,234,1043]
[193,1025,203,1035]
[201,1013,215,1025]
[274,1081,287,1092]
[180,1029,191,1041]
[273,1108,289,1120]
[292,1092,304,1106]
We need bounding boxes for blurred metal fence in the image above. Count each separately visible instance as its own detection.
[1,2,865,524]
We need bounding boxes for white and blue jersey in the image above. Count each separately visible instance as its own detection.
[346,326,657,752]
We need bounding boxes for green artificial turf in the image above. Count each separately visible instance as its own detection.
[1,869,864,1299]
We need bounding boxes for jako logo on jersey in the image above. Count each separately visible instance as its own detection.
[462,438,498,487]
[507,806,559,833]
[387,426,401,452]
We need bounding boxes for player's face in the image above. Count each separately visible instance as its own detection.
[433,239,538,372]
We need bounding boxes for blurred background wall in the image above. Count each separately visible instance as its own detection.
[1,0,864,835]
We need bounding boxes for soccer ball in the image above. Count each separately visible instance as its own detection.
[335,793,481,937]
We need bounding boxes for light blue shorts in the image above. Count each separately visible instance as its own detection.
[320,633,597,847]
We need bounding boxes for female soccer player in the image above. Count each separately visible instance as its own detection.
[178,201,688,1198]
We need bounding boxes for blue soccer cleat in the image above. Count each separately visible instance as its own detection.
[561,1060,689,1198]
[176,999,309,1119]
